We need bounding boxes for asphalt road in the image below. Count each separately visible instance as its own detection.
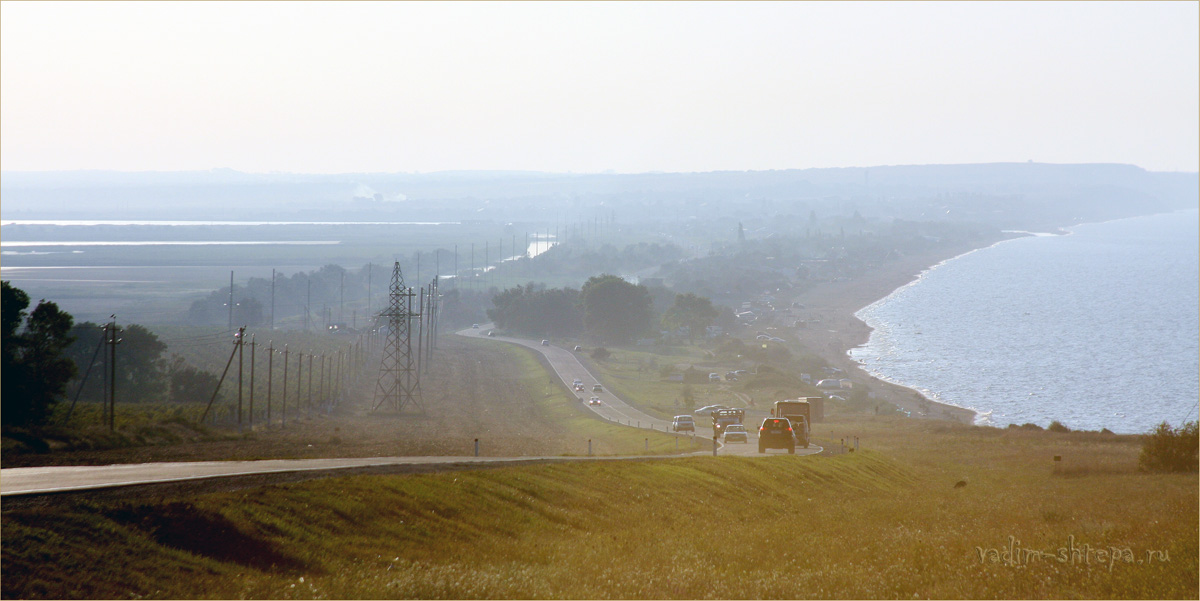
[459,324,822,459]
[0,324,819,497]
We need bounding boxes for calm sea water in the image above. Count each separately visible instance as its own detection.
[850,209,1200,434]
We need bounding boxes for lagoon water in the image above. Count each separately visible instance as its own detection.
[851,209,1200,434]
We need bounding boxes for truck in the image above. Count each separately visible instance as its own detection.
[712,408,745,437]
[771,399,815,447]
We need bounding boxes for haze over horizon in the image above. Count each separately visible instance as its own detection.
[3,1,1197,175]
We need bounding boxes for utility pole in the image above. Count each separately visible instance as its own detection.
[105,317,120,431]
[237,328,244,429]
[228,271,235,330]
[307,351,314,416]
[267,340,274,427]
[248,335,256,427]
[200,327,243,424]
[270,268,276,330]
[416,285,424,375]
[296,350,303,421]
[281,345,289,427]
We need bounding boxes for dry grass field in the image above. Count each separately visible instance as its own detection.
[2,335,685,468]
[2,334,1196,599]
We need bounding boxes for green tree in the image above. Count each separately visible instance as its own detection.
[488,283,583,338]
[1139,421,1199,473]
[579,275,653,345]
[66,322,169,403]
[662,293,720,343]
[164,354,223,404]
[2,282,77,427]
[119,324,169,402]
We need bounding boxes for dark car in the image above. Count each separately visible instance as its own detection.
[758,417,797,454]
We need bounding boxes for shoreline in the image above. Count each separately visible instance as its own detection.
[790,231,1025,424]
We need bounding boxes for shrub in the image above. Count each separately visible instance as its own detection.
[1138,421,1199,473]
[1019,423,1043,431]
[1047,420,1070,433]
[682,367,708,384]
[590,347,611,361]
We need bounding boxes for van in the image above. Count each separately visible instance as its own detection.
[672,415,695,432]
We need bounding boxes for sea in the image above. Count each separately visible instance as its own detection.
[850,209,1200,434]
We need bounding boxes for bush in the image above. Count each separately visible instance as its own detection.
[590,347,611,361]
[1047,420,1070,433]
[1139,421,1199,473]
[682,367,708,384]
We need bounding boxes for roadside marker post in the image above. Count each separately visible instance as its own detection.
[588,439,592,456]
[474,438,480,457]
[712,437,718,457]
[645,438,648,452]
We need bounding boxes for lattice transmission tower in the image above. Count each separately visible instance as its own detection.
[372,262,423,412]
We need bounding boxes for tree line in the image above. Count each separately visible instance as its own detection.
[4,281,223,429]
[486,275,720,346]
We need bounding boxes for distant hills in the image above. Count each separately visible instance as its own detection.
[2,163,1195,229]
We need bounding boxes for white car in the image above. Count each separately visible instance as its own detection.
[723,424,749,443]
[588,397,602,406]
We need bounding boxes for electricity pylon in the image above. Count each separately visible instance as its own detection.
[372,262,423,412]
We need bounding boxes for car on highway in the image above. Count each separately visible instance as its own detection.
[708,372,721,382]
[588,396,602,406]
[672,415,695,432]
[541,339,549,346]
[574,345,583,351]
[758,417,797,454]
[723,423,749,443]
[471,323,479,329]
[695,404,727,415]
[487,330,495,337]
[592,384,603,392]
[573,378,584,391]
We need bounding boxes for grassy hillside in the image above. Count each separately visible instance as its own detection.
[3,331,1196,599]
[3,424,1196,599]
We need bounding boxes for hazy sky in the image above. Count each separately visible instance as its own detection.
[2,1,1197,174]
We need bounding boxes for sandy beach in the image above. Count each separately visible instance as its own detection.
[789,232,1021,424]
